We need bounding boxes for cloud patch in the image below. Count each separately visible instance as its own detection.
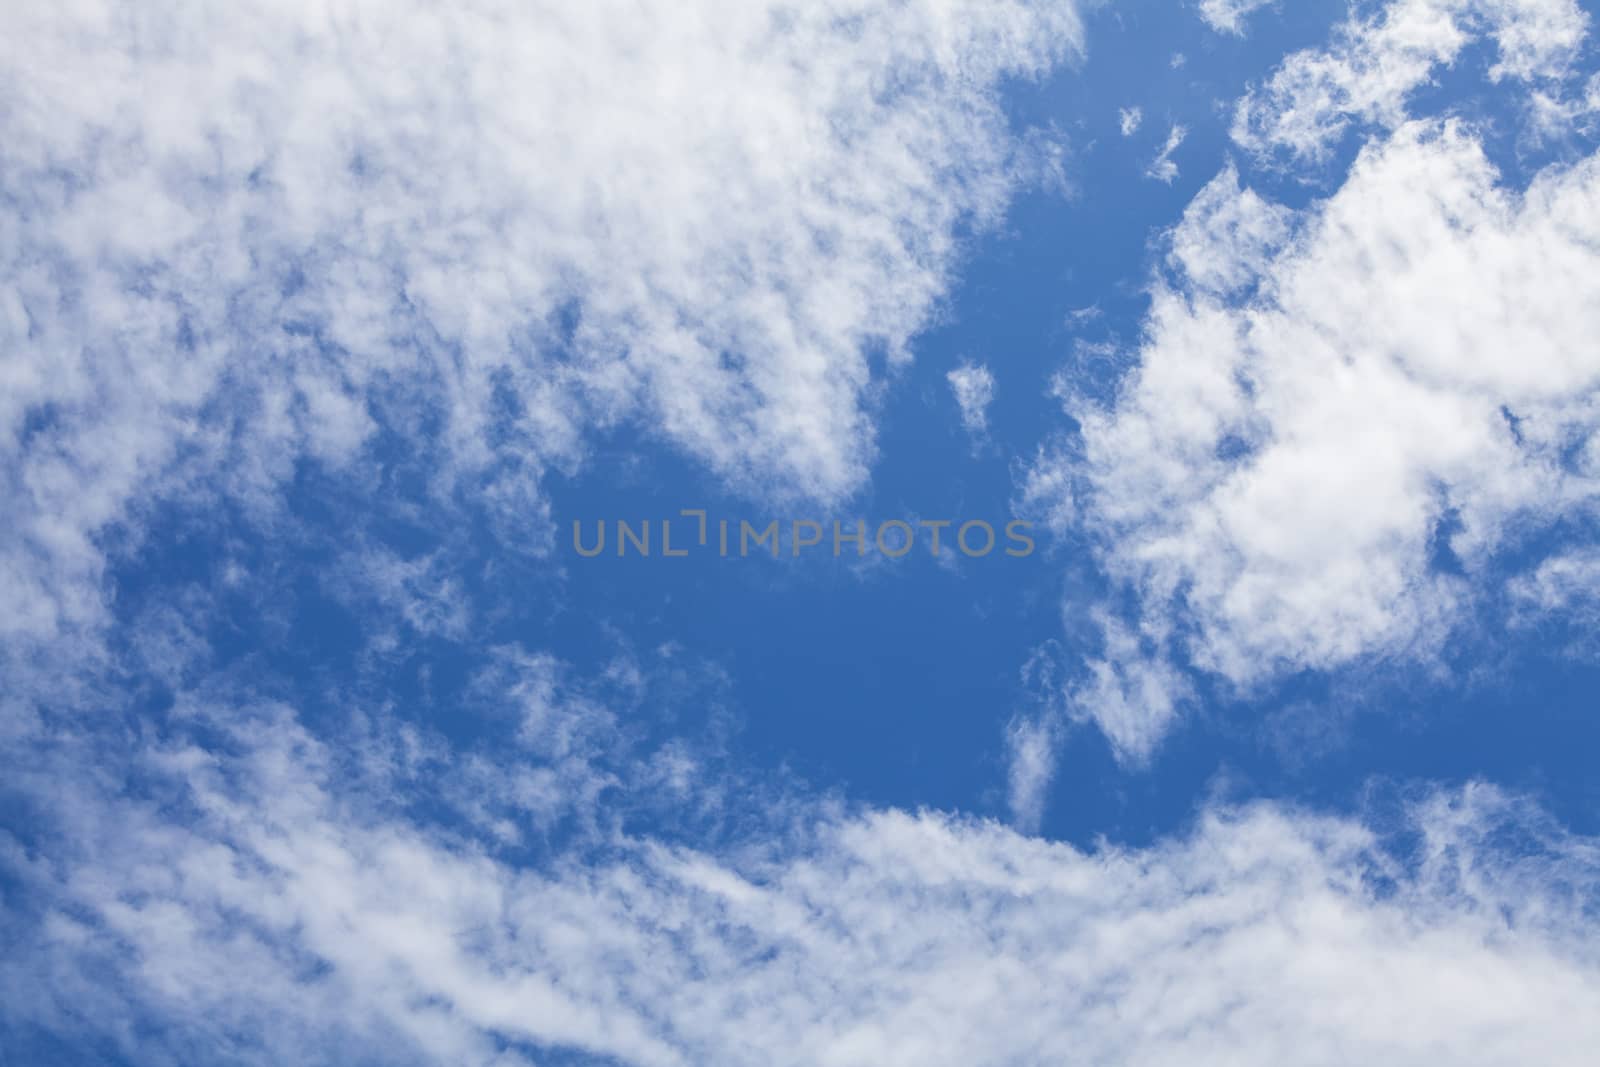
[1146,124,1188,183]
[5,690,1600,1066]
[947,362,998,441]
[1199,0,1276,36]
[1234,0,1589,162]
[0,0,1086,653]
[1049,118,1600,757]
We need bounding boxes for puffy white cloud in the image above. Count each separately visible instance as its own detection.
[1233,0,1589,161]
[1006,0,1600,766]
[1119,105,1144,136]
[1164,163,1295,297]
[1050,117,1600,757]
[946,361,997,440]
[1199,0,1276,36]
[0,0,1085,649]
[6,689,1600,1066]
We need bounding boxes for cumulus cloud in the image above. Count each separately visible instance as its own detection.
[1046,117,1600,758]
[0,0,1085,652]
[946,361,997,440]
[1164,163,1295,296]
[1119,106,1144,136]
[1010,0,1600,761]
[1234,0,1589,161]
[1199,0,1276,36]
[5,687,1600,1066]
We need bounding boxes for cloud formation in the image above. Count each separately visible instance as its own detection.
[1234,0,1588,161]
[1008,0,1600,760]
[1199,0,1276,36]
[8,4,1600,1062]
[6,676,1600,1067]
[947,361,997,440]
[1146,124,1188,183]
[0,0,1084,654]
[1051,117,1600,757]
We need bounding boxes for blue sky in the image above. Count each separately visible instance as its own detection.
[6,0,1600,1064]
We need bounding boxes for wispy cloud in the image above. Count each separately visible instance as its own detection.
[1004,714,1058,831]
[1199,0,1276,36]
[7,686,1600,1065]
[1233,0,1588,162]
[1145,124,1188,183]
[0,0,1086,658]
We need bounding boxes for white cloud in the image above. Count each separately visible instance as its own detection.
[0,0,1085,651]
[1016,445,1079,534]
[1048,118,1600,758]
[1023,0,1599,760]
[946,362,997,439]
[1146,124,1188,183]
[1165,163,1295,296]
[1507,548,1600,658]
[1526,70,1600,140]
[1509,549,1600,617]
[1069,610,1194,761]
[6,693,1600,1066]
[1199,0,1276,36]
[1234,0,1589,161]
[1004,714,1058,831]
[329,545,473,642]
[1119,106,1144,136]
